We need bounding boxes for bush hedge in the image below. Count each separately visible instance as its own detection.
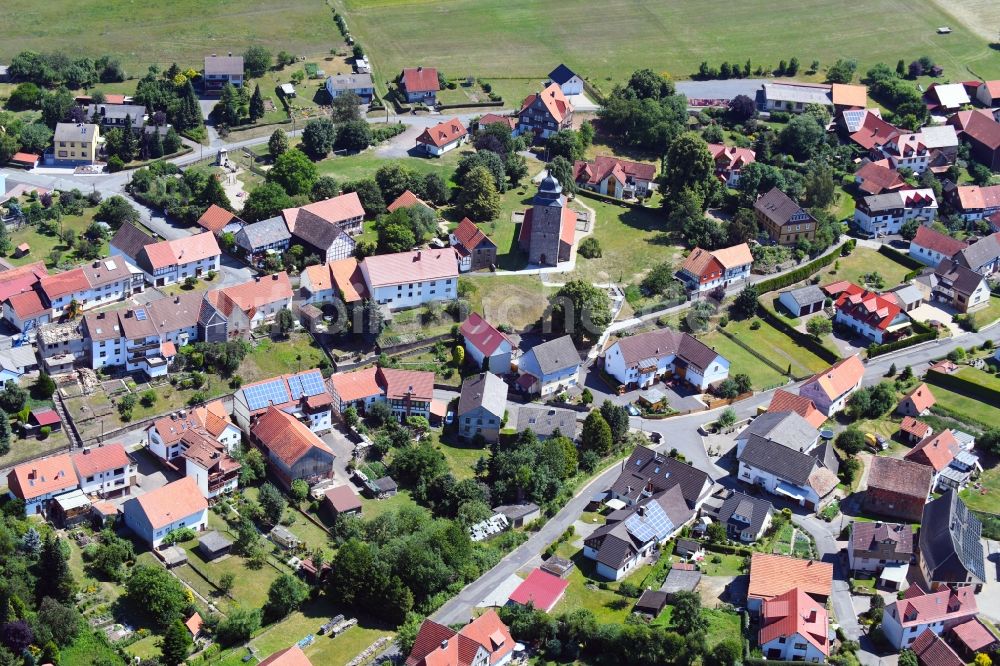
[924,368,1000,404]
[575,188,650,209]
[866,331,938,358]
[754,245,842,294]
[702,541,754,556]
[437,100,504,110]
[877,244,924,270]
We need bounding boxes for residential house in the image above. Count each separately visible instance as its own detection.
[177,427,241,499]
[602,327,730,391]
[707,144,756,187]
[953,230,1000,274]
[828,282,910,344]
[571,155,656,199]
[476,113,517,133]
[737,429,839,509]
[898,383,936,417]
[516,335,580,396]
[747,552,833,613]
[583,486,693,580]
[283,193,365,236]
[6,454,80,516]
[854,189,938,236]
[607,445,714,511]
[948,186,1000,223]
[457,372,507,443]
[204,55,244,92]
[327,365,434,420]
[122,477,208,548]
[910,629,965,666]
[713,491,773,543]
[361,248,458,310]
[405,610,514,666]
[514,405,579,440]
[900,416,932,445]
[918,490,986,591]
[931,259,991,312]
[288,209,357,264]
[300,257,369,307]
[84,103,147,133]
[52,123,100,165]
[850,112,901,152]
[110,223,155,269]
[948,110,1000,170]
[324,72,374,102]
[761,82,835,113]
[148,400,241,462]
[460,312,514,372]
[799,355,865,416]
[39,257,139,318]
[854,160,906,196]
[547,64,584,96]
[451,218,498,272]
[259,645,313,666]
[324,485,362,519]
[777,285,827,318]
[759,587,830,662]
[399,67,439,104]
[910,225,968,267]
[882,584,979,650]
[250,407,336,490]
[415,117,468,156]
[676,243,753,295]
[976,80,1000,107]
[754,187,816,245]
[734,411,821,457]
[387,190,433,214]
[905,429,960,472]
[196,204,243,236]
[517,173,576,266]
[766,389,827,429]
[921,125,960,172]
[926,83,971,112]
[232,369,333,434]
[864,456,933,522]
[137,232,221,287]
[881,131,932,174]
[207,272,293,336]
[234,216,291,268]
[848,521,914,574]
[72,444,136,499]
[516,83,573,140]
[2,290,50,333]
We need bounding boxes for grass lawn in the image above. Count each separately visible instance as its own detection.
[0,0,339,73]
[282,508,333,553]
[360,489,420,520]
[699,553,747,577]
[335,0,1000,97]
[724,317,833,378]
[463,274,554,332]
[771,521,795,556]
[433,432,488,481]
[241,333,328,383]
[126,635,161,661]
[0,430,69,469]
[702,608,743,649]
[925,382,1000,428]
[961,467,1000,514]
[3,204,105,269]
[314,144,470,185]
[817,247,913,288]
[555,550,636,624]
[971,295,1000,329]
[698,330,788,390]
[955,366,1000,392]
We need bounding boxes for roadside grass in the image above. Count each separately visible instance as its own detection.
[961,467,1000,514]
[698,330,788,390]
[699,553,746,577]
[816,247,913,288]
[970,295,1000,329]
[335,0,1000,96]
[723,317,833,377]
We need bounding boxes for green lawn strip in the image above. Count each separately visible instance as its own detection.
[315,145,469,185]
[701,608,743,648]
[961,467,1000,514]
[554,551,636,624]
[432,432,488,481]
[817,247,913,288]
[723,317,831,378]
[699,553,747,577]
[956,366,1000,392]
[61,630,126,665]
[928,385,1000,429]
[698,331,787,390]
[970,295,1000,328]
[242,334,328,383]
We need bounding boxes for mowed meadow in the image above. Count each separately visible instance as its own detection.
[337,0,1000,91]
[0,0,336,72]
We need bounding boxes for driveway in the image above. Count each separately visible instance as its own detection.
[908,302,960,336]
[321,424,361,487]
[127,447,181,506]
[978,539,1000,623]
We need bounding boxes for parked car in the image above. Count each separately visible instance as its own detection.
[865,432,888,451]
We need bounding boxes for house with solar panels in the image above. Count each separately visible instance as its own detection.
[232,369,333,436]
[583,485,693,580]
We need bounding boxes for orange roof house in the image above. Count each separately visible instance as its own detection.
[121,476,208,547]
[451,218,498,272]
[831,83,868,109]
[899,416,932,443]
[798,355,865,417]
[196,204,243,235]
[301,257,370,304]
[759,587,830,658]
[898,383,936,417]
[250,407,335,490]
[210,272,293,327]
[405,609,513,666]
[258,646,313,666]
[677,243,753,292]
[416,117,468,153]
[904,429,960,472]
[138,232,221,278]
[6,454,79,510]
[517,83,573,138]
[748,553,833,611]
[71,443,131,483]
[282,192,365,234]
[386,189,433,213]
[400,67,440,98]
[767,389,826,429]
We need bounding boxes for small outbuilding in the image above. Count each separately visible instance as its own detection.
[661,567,702,600]
[51,489,92,528]
[159,545,189,568]
[270,525,301,550]
[324,485,363,518]
[28,408,62,432]
[198,531,233,560]
[374,476,398,498]
[634,590,669,618]
[493,503,541,528]
[540,556,575,579]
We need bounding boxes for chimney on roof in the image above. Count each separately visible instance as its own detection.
[228,52,232,57]
[418,66,423,72]
[440,639,448,649]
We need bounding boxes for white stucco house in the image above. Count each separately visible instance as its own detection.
[603,327,730,391]
[122,477,208,549]
[361,248,458,311]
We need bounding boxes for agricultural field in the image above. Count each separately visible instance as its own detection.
[336,0,1000,97]
[0,0,337,73]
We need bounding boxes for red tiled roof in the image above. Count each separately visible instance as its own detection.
[327,366,381,403]
[453,218,493,253]
[406,620,458,666]
[855,160,906,195]
[258,646,313,666]
[217,272,292,319]
[767,390,826,429]
[707,144,756,171]
[572,155,656,187]
[833,283,904,332]
[0,261,47,302]
[456,610,514,665]
[7,453,78,501]
[131,477,207,529]
[477,113,516,130]
[901,383,936,414]
[72,443,129,478]
[283,192,364,232]
[680,247,724,282]
[850,113,901,150]
[387,190,432,213]
[29,408,61,427]
[362,248,458,287]
[891,583,977,629]
[401,67,440,94]
[520,83,571,124]
[953,184,1000,211]
[416,117,467,148]
[951,618,997,653]
[142,232,221,270]
[899,416,931,439]
[378,367,434,402]
[324,485,362,513]
[748,553,833,602]
[905,429,960,472]
[953,111,1000,150]
[459,312,511,356]
[185,613,203,638]
[196,204,242,233]
[517,206,576,247]
[911,629,963,666]
[11,152,40,165]
[508,569,569,612]
[6,289,48,319]
[912,225,968,258]
[39,268,90,300]
[251,406,333,467]
[329,257,369,302]
[759,587,829,656]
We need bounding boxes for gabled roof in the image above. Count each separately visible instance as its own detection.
[801,355,864,402]
[952,185,1000,212]
[452,218,496,253]
[919,490,986,585]
[38,268,90,300]
[548,64,578,85]
[401,67,440,93]
[72,443,130,479]
[738,434,837,495]
[833,283,905,332]
[236,216,291,250]
[748,552,833,601]
[520,83,572,124]
[760,587,829,655]
[406,610,512,666]
[899,416,931,440]
[850,113,901,150]
[386,190,432,213]
[6,290,49,320]
[610,445,712,508]
[139,232,220,271]
[508,569,569,611]
[905,429,960,472]
[830,83,867,108]
[525,335,580,376]
[767,389,826,429]
[867,455,933,500]
[606,327,722,374]
[327,366,382,403]
[196,204,242,233]
[850,521,913,556]
[324,485,362,514]
[901,383,936,413]
[460,313,512,357]
[416,117,467,148]
[476,113,517,131]
[251,406,334,467]
[951,110,1000,149]
[910,629,963,666]
[854,160,906,195]
[283,192,365,232]
[927,82,971,108]
[204,55,244,76]
[954,231,1000,271]
[679,247,724,280]
[127,477,207,529]
[291,209,354,251]
[706,144,756,171]
[753,187,811,226]
[362,248,458,287]
[0,261,47,302]
[457,372,507,419]
[912,224,967,257]
[890,583,977,631]
[54,122,98,143]
[717,491,773,537]
[213,272,292,319]
[738,411,819,452]
[110,223,155,260]
[378,367,435,401]
[7,453,79,501]
[572,155,656,187]
[950,618,998,653]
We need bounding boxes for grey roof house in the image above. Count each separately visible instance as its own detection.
[234,216,292,268]
[110,223,156,266]
[515,405,578,439]
[918,490,986,590]
[954,233,1000,276]
[325,72,375,101]
[516,335,581,396]
[84,104,147,131]
[778,285,826,317]
[289,209,356,264]
[714,490,774,543]
[735,411,821,456]
[608,445,714,510]
[456,372,507,442]
[848,521,913,574]
[737,432,839,510]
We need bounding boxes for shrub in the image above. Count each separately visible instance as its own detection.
[578,237,602,258]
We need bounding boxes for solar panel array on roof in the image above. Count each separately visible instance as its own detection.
[287,370,324,400]
[243,378,291,411]
[135,308,147,321]
[624,502,674,543]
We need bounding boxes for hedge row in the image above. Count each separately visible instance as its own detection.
[754,244,842,294]
[702,541,754,556]
[717,326,796,379]
[755,304,841,366]
[973,510,1000,541]
[437,100,505,110]
[925,368,1000,404]
[575,188,652,209]
[877,244,924,270]
[929,404,992,433]
[866,331,938,358]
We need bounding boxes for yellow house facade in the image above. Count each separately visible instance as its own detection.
[53,123,101,165]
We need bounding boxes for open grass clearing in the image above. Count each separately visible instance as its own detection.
[723,317,833,378]
[336,0,1000,97]
[699,552,746,577]
[463,274,553,332]
[702,608,744,648]
[0,430,69,469]
[698,330,788,391]
[4,204,105,269]
[359,489,420,520]
[817,247,913,289]
[961,466,1000,514]
[242,333,328,383]
[955,366,1000,392]
[432,431,488,481]
[313,143,470,185]
[926,383,1000,428]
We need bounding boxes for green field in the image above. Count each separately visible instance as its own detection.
[961,467,1000,514]
[971,296,1000,329]
[724,318,832,378]
[463,274,554,332]
[0,0,338,73]
[336,0,1000,97]
[926,383,1000,427]
[699,330,788,391]
[817,247,914,289]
